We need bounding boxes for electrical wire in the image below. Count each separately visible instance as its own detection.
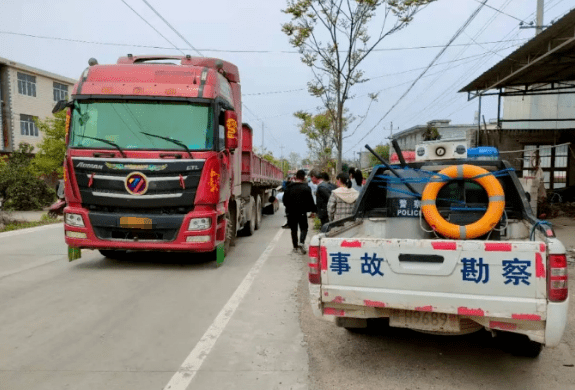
[473,0,526,23]
[119,0,185,55]
[344,0,489,153]
[0,30,529,54]
[140,0,203,57]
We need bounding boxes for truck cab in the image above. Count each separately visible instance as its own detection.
[59,55,281,263]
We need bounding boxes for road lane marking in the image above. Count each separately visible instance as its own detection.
[163,229,284,390]
[0,223,62,238]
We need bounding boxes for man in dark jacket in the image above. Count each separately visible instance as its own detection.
[315,171,337,226]
[283,169,316,254]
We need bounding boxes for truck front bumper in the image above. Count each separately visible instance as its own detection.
[63,206,225,252]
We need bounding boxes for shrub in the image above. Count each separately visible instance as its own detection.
[0,143,55,210]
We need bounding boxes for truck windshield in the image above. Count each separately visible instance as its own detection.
[69,100,214,151]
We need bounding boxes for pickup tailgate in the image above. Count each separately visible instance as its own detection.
[320,238,547,320]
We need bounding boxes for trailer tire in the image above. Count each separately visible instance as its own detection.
[254,195,262,230]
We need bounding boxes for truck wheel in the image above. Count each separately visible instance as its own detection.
[99,250,128,260]
[240,197,256,236]
[224,210,236,256]
[501,333,543,358]
[254,195,262,230]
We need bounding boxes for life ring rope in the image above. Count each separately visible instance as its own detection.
[421,164,505,240]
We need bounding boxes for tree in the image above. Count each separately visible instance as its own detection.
[282,0,434,172]
[0,143,55,210]
[294,110,336,171]
[422,123,441,141]
[368,143,390,166]
[33,110,67,177]
[288,152,300,170]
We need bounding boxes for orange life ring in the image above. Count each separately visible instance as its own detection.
[421,164,505,239]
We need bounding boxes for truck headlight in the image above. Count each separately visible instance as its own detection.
[65,213,85,227]
[188,218,211,231]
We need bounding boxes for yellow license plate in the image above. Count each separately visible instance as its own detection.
[120,216,153,229]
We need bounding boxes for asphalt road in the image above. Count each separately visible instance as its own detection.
[0,210,308,390]
[1,210,574,390]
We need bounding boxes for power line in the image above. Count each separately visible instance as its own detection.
[0,30,528,54]
[473,0,526,22]
[119,0,185,55]
[345,0,489,153]
[139,0,203,57]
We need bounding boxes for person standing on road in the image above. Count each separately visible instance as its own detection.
[283,169,316,254]
[313,171,336,227]
[349,168,364,192]
[327,172,359,222]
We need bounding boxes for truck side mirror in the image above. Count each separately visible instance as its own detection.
[52,100,67,114]
[224,110,239,151]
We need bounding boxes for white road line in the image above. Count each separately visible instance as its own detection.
[163,228,285,390]
[0,223,62,239]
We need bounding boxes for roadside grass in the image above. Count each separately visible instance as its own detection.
[0,213,61,233]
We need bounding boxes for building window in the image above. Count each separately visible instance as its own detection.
[20,114,39,137]
[53,82,68,101]
[17,72,36,97]
[523,144,568,189]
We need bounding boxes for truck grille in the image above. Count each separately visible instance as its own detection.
[72,158,204,209]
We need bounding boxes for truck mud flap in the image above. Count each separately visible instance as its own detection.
[68,246,82,262]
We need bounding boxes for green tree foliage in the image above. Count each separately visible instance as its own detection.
[422,124,441,141]
[369,143,390,166]
[282,0,435,172]
[0,143,55,210]
[294,110,336,172]
[32,110,67,177]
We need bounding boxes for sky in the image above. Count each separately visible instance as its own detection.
[1,0,574,164]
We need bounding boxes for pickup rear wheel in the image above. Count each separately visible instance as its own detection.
[501,332,543,358]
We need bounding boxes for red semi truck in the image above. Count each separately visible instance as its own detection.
[56,55,282,264]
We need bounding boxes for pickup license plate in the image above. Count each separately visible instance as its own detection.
[119,216,152,229]
[390,310,460,332]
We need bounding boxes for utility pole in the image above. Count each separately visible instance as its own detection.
[261,122,264,153]
[536,0,544,35]
[390,122,393,138]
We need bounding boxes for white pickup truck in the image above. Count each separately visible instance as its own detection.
[308,144,568,357]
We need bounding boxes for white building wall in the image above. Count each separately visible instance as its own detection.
[503,86,575,130]
[7,67,74,151]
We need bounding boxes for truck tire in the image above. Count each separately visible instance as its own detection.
[254,195,262,230]
[240,196,256,236]
[99,250,128,260]
[224,210,236,256]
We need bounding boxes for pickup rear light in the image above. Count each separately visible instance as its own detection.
[308,245,320,284]
[548,254,568,302]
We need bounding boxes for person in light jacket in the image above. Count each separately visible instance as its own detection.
[327,172,359,222]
